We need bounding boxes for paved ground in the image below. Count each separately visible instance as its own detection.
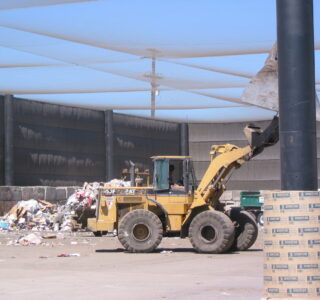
[0,228,263,300]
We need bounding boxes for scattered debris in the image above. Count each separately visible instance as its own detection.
[42,233,56,239]
[0,180,130,232]
[18,233,42,246]
[160,250,173,254]
[39,256,49,259]
[57,253,80,257]
[0,221,9,229]
[56,233,65,239]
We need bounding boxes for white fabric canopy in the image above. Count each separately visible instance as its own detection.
[0,0,319,122]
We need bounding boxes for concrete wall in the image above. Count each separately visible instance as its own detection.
[189,120,320,190]
[0,186,78,215]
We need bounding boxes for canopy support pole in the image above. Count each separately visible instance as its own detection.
[276,0,318,190]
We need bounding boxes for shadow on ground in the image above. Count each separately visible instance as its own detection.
[94,247,258,254]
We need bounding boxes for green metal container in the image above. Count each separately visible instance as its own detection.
[240,191,262,208]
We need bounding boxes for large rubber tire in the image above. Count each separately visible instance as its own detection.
[189,210,235,254]
[118,209,163,253]
[229,208,258,251]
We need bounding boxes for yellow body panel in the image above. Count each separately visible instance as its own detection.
[88,187,194,233]
[88,218,115,231]
[167,215,183,231]
[156,194,193,215]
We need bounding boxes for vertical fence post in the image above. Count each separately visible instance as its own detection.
[180,123,189,156]
[4,95,14,186]
[105,110,114,182]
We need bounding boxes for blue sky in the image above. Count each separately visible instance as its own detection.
[0,0,319,122]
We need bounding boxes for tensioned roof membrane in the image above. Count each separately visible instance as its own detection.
[0,0,319,122]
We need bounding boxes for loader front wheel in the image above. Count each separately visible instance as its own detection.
[189,210,235,254]
[118,209,163,253]
[229,208,258,251]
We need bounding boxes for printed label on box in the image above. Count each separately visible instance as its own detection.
[279,276,298,282]
[267,217,281,222]
[267,288,279,294]
[289,216,310,222]
[279,240,299,246]
[288,252,309,258]
[287,288,308,294]
[266,252,281,258]
[297,264,319,270]
[272,228,290,234]
[307,276,320,281]
[264,276,273,282]
[272,264,289,270]
[298,227,319,234]
[280,204,300,210]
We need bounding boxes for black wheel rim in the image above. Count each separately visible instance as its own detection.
[200,225,217,243]
[132,223,151,241]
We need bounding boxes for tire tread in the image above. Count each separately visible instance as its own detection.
[118,209,163,253]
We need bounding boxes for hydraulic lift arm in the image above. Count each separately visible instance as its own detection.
[186,116,279,213]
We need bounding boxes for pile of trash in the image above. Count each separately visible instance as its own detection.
[0,179,130,232]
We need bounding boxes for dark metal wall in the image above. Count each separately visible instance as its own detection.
[113,113,180,177]
[0,96,4,185]
[12,98,106,186]
[0,97,183,186]
[189,121,320,190]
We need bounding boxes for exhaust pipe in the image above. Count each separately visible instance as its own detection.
[129,160,135,187]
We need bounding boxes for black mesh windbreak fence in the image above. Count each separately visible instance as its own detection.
[13,98,105,186]
[0,96,4,185]
[113,113,180,178]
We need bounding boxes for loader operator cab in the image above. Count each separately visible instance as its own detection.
[152,156,197,194]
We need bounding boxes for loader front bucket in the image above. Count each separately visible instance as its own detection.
[244,116,279,157]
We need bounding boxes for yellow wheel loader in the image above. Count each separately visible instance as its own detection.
[88,117,279,253]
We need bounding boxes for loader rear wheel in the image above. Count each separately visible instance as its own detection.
[257,212,264,226]
[229,208,258,251]
[118,209,163,253]
[189,210,235,254]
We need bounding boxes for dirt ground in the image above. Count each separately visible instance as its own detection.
[0,227,264,300]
